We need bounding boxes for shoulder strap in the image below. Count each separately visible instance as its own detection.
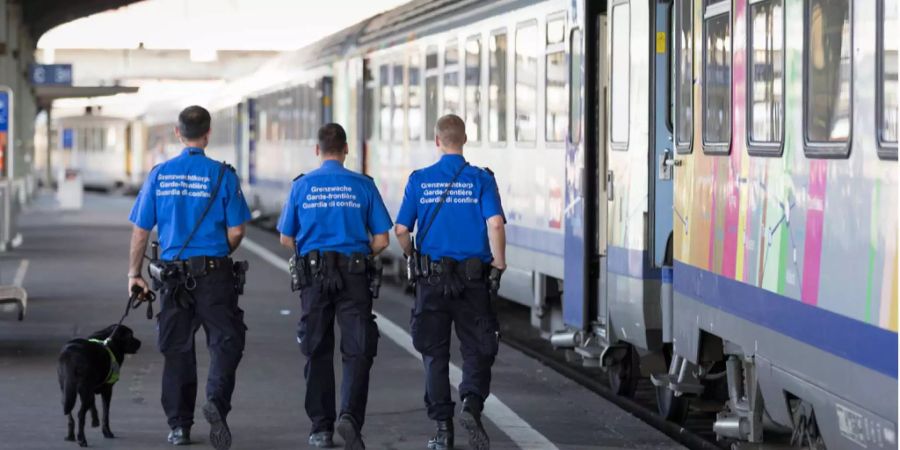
[173,162,228,261]
[416,162,467,248]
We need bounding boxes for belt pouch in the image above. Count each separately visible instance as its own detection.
[464,258,484,281]
[348,252,367,274]
[186,256,209,277]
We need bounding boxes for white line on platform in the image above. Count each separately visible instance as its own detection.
[241,237,559,450]
[13,259,29,286]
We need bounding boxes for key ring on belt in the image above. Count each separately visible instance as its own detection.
[184,274,197,291]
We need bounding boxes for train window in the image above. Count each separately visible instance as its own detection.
[747,0,785,156]
[878,0,898,158]
[393,64,405,142]
[515,21,538,142]
[444,40,461,115]
[365,65,376,140]
[702,0,732,154]
[465,35,482,142]
[426,47,440,140]
[546,15,567,143]
[674,0,693,153]
[409,52,423,141]
[804,0,851,158]
[610,3,630,147]
[379,64,392,141]
[569,27,583,145]
[489,31,508,143]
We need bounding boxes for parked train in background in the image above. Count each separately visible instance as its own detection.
[41,111,146,191]
[40,0,897,447]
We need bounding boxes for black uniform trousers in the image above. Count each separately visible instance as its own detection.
[157,266,246,430]
[411,267,500,420]
[297,265,379,434]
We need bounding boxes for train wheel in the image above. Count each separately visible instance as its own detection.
[655,384,690,423]
[607,343,639,397]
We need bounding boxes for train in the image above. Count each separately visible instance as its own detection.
[39,0,898,447]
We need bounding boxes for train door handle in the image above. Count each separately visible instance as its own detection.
[659,149,680,180]
[606,170,614,201]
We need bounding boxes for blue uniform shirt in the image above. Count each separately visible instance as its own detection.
[396,154,505,262]
[129,147,252,260]
[277,160,393,256]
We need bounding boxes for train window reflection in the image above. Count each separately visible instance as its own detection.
[702,5,731,153]
[515,21,538,142]
[489,31,508,143]
[610,3,630,147]
[379,65,392,141]
[409,53,422,141]
[364,65,375,140]
[426,47,439,140]
[465,36,482,142]
[546,15,567,143]
[674,0,693,153]
[748,0,784,155]
[393,64,405,143]
[569,27,583,145]
[805,0,851,156]
[879,0,898,156]
[444,40,461,115]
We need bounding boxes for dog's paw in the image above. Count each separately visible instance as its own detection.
[77,438,88,447]
[64,434,75,442]
[102,428,115,439]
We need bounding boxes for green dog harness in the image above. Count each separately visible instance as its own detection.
[88,338,120,385]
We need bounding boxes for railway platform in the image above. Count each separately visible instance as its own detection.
[0,192,684,450]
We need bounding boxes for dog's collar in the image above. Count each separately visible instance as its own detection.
[88,338,121,385]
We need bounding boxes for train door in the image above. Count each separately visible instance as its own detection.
[594,10,609,333]
[651,2,674,267]
[562,0,606,335]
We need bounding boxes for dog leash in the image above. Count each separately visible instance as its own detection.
[104,285,156,345]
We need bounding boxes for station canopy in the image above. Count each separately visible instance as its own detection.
[24,0,142,42]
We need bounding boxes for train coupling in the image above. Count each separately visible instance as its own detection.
[550,330,604,368]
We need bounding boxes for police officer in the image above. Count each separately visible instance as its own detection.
[277,123,392,450]
[395,114,507,450]
[128,106,251,450]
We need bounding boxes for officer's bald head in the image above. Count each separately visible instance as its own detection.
[317,123,348,157]
[434,114,467,152]
[177,105,211,140]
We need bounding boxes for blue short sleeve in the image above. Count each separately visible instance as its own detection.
[395,173,418,230]
[277,182,300,237]
[129,167,158,230]
[480,174,505,222]
[367,184,394,234]
[224,171,252,228]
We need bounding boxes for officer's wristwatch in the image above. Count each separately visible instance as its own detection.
[128,273,142,279]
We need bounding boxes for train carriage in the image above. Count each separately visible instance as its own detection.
[138,0,898,446]
[654,0,898,447]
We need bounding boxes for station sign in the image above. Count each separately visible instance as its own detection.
[29,64,73,86]
[62,128,74,149]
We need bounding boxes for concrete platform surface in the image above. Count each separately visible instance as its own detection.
[0,193,684,450]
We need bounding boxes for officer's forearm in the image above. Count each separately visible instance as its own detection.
[227,224,246,253]
[279,234,296,251]
[486,215,506,269]
[129,225,151,276]
[370,232,389,255]
[394,224,413,256]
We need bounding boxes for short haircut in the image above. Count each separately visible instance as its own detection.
[318,123,347,154]
[177,105,211,139]
[434,114,467,149]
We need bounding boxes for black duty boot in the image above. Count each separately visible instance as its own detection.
[336,414,365,450]
[202,402,232,450]
[167,427,191,446]
[459,396,489,450]
[427,420,454,450]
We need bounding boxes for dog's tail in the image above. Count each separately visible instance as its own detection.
[58,354,79,415]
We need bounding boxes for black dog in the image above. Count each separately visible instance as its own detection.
[58,324,142,447]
